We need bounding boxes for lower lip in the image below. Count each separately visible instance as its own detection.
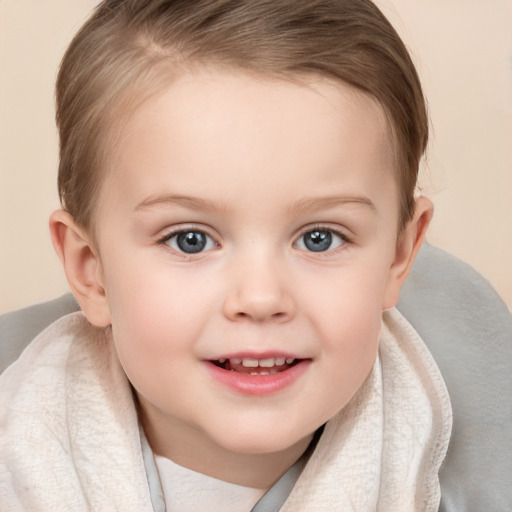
[204,360,310,396]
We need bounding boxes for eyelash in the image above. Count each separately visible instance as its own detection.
[295,225,351,253]
[156,225,351,255]
[157,227,218,254]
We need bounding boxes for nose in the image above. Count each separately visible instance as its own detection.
[222,257,296,323]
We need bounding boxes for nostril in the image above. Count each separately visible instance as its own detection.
[228,309,291,323]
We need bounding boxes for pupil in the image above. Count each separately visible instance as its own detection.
[304,230,332,252]
[176,232,207,253]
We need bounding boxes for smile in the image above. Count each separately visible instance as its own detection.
[211,357,299,375]
[205,354,310,396]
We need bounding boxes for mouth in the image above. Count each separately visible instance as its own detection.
[210,356,302,375]
[205,354,310,395]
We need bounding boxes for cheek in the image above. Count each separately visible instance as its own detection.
[102,263,193,358]
[302,267,386,404]
[320,294,381,381]
[318,311,381,424]
[303,262,388,338]
[105,251,197,324]
[105,272,200,405]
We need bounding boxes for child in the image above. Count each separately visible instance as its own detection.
[0,1,452,510]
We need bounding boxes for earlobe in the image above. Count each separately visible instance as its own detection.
[382,197,434,310]
[49,210,111,327]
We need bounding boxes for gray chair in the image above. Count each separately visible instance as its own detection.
[1,243,511,511]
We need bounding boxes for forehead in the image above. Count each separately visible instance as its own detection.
[99,69,396,219]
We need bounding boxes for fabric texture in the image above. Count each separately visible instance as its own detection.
[0,293,78,374]
[280,309,452,512]
[155,454,266,511]
[0,314,153,512]
[0,308,451,511]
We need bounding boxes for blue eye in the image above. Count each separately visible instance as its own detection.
[164,230,217,254]
[296,229,345,253]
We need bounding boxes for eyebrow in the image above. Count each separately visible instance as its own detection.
[288,195,377,215]
[134,193,376,215]
[134,194,224,212]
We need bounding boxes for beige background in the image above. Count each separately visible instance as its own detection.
[1,0,511,313]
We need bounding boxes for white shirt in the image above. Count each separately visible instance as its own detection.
[155,454,267,512]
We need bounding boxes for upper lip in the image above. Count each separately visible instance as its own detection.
[207,351,305,361]
[205,352,311,371]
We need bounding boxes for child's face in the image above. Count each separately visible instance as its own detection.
[91,69,412,474]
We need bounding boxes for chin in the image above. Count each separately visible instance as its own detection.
[213,425,313,456]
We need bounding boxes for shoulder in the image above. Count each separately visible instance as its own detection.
[0,294,79,374]
[0,311,96,395]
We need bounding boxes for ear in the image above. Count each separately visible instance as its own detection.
[382,196,434,310]
[49,210,111,327]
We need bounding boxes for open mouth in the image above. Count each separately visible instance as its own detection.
[210,357,301,375]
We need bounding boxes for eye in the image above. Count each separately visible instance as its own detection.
[162,230,217,254]
[295,228,346,253]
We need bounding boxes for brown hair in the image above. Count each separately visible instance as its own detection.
[56,0,428,230]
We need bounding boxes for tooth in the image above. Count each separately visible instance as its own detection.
[259,358,275,368]
[250,371,259,375]
[259,371,270,376]
[242,358,258,368]
[230,358,242,364]
[218,358,226,363]
[286,358,295,364]
[275,357,286,366]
